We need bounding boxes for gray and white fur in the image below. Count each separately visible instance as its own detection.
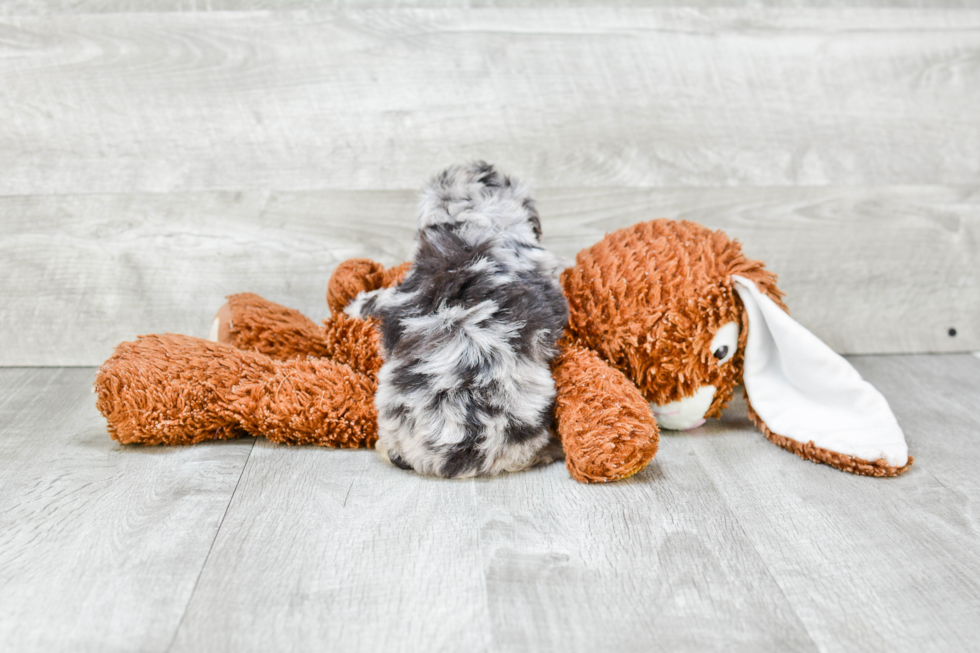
[346,162,569,478]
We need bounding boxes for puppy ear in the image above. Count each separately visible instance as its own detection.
[732,275,911,476]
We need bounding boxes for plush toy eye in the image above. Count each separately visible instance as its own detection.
[710,321,739,365]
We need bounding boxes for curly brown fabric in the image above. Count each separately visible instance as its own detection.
[96,334,262,445]
[746,395,912,477]
[95,218,906,482]
[218,292,334,360]
[561,219,784,419]
[327,259,412,315]
[233,355,378,447]
[95,334,377,448]
[218,293,385,379]
[552,341,658,482]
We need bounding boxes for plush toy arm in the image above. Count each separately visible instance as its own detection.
[95,334,377,447]
[214,293,385,378]
[552,342,659,483]
[214,293,336,360]
[213,258,409,363]
[327,258,411,314]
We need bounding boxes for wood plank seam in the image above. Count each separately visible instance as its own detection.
[688,442,822,651]
[3,184,976,363]
[342,476,357,509]
[165,438,257,653]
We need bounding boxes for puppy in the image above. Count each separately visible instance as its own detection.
[346,162,569,478]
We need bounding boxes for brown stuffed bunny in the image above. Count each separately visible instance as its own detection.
[95,219,911,482]
[560,220,910,477]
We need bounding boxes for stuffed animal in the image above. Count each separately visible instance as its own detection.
[559,220,911,478]
[95,219,911,482]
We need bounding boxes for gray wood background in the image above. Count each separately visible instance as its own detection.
[0,3,977,364]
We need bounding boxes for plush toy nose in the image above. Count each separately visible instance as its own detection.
[651,385,716,430]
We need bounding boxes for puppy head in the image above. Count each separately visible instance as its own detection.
[561,219,785,430]
[417,161,541,245]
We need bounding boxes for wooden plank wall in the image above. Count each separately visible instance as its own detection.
[1,4,977,364]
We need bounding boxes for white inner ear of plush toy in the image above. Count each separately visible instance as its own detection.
[732,275,909,468]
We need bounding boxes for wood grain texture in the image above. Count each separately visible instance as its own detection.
[856,354,980,507]
[4,5,979,650]
[168,439,817,653]
[1,184,975,365]
[3,1,977,17]
[3,356,979,651]
[538,185,980,355]
[686,354,980,652]
[168,443,496,652]
[0,190,417,366]
[0,8,978,195]
[2,6,978,362]
[0,367,254,653]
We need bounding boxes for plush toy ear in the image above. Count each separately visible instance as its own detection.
[732,275,911,476]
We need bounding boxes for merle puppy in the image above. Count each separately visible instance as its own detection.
[346,162,569,478]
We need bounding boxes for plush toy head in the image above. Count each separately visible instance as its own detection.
[562,219,782,429]
[561,219,911,477]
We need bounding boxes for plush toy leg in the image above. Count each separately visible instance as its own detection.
[95,334,377,447]
[211,293,385,378]
[552,343,659,483]
[233,353,378,447]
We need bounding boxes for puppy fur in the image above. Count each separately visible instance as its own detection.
[346,162,569,478]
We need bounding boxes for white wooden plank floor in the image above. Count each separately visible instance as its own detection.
[2,355,978,652]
